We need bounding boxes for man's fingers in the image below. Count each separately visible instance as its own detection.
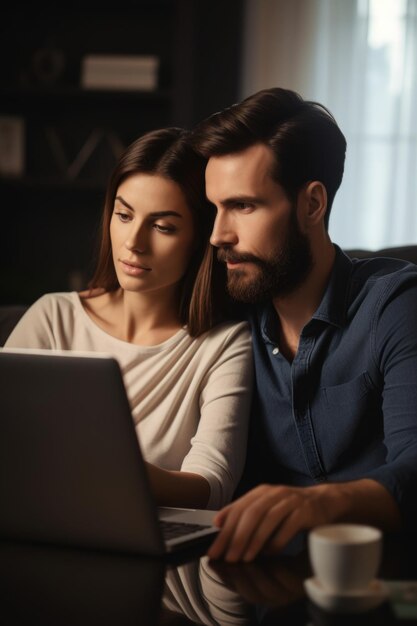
[268,500,322,552]
[212,503,233,527]
[208,500,250,559]
[208,503,257,560]
[208,486,285,561]
[241,493,299,561]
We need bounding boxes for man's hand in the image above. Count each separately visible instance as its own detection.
[207,483,343,562]
[207,479,400,562]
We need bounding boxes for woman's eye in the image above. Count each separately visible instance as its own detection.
[154,223,176,233]
[114,211,131,223]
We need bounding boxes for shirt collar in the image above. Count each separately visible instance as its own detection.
[258,244,354,344]
[311,244,353,328]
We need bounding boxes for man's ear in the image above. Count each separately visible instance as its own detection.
[298,181,327,229]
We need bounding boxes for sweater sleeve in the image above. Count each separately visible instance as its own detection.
[4,294,61,349]
[180,322,253,509]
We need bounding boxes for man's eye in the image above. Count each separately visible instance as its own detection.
[235,202,254,211]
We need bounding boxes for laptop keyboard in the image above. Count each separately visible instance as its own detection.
[159,520,211,540]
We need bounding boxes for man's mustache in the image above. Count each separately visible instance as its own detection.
[217,249,265,267]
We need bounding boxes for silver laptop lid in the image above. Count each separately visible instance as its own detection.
[0,348,165,555]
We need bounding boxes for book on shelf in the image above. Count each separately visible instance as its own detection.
[81,54,159,92]
[0,116,25,177]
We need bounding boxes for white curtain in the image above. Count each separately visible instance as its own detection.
[241,0,417,250]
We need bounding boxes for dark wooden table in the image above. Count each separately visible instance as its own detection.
[1,531,416,625]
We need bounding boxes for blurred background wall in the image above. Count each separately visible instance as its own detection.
[242,0,417,252]
[1,0,416,305]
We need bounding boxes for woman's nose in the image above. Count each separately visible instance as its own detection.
[125,223,147,253]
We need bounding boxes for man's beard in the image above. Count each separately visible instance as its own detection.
[218,212,313,304]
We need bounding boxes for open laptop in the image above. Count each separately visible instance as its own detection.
[0,348,219,556]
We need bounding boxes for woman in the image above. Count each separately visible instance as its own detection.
[5,128,253,510]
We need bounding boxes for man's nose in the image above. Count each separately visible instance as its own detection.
[210,213,238,247]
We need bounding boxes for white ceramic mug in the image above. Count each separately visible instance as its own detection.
[308,524,382,593]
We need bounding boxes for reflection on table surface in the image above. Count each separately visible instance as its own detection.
[162,551,308,625]
[161,532,417,626]
[1,532,417,626]
[0,540,164,626]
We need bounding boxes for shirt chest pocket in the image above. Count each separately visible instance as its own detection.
[323,372,375,406]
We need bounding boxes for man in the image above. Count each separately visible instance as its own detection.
[191,87,417,562]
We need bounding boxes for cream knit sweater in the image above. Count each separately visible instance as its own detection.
[6,292,253,508]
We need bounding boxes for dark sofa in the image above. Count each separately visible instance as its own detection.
[346,245,417,264]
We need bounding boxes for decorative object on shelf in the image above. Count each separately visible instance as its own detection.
[32,48,66,85]
[45,127,125,182]
[81,54,159,92]
[0,116,25,177]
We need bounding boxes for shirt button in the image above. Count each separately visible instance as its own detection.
[272,347,279,355]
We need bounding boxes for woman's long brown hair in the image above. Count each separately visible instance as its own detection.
[89,127,234,336]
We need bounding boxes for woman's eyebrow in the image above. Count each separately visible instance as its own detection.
[149,211,183,219]
[115,197,183,219]
[115,195,134,210]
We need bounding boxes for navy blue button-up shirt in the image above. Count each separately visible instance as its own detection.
[240,246,417,527]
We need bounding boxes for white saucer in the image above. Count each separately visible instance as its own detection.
[304,577,389,613]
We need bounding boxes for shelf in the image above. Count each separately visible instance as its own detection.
[0,175,106,193]
[1,85,171,102]
[1,86,173,133]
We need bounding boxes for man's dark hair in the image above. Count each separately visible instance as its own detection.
[191,87,347,228]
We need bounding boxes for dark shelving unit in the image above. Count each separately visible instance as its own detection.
[0,1,244,305]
